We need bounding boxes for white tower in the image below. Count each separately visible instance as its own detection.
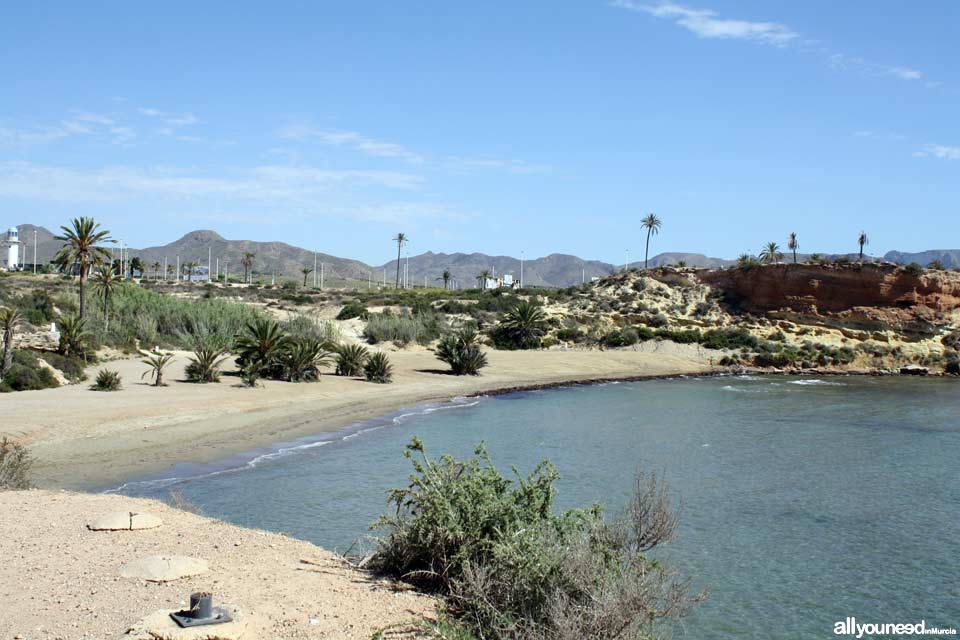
[4,227,20,270]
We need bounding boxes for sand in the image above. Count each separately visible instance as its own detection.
[3,342,716,489]
[0,489,436,639]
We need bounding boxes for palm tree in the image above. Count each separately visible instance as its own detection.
[301,267,313,288]
[476,269,491,290]
[53,217,113,319]
[241,252,256,284]
[0,307,22,380]
[788,232,798,264]
[151,261,161,281]
[185,345,229,383]
[140,350,175,386]
[393,233,408,288]
[183,261,198,282]
[858,231,869,262]
[436,269,452,290]
[759,242,783,265]
[499,299,548,349]
[641,213,662,269]
[165,264,174,280]
[56,314,89,358]
[92,262,121,332]
[129,256,144,279]
[234,317,289,377]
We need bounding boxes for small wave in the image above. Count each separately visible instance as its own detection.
[788,379,845,386]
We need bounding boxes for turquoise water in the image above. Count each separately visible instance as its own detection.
[115,376,960,638]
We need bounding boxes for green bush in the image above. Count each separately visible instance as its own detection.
[655,328,702,344]
[700,327,760,351]
[370,439,702,639]
[435,327,488,375]
[336,300,369,320]
[280,338,332,382]
[0,351,59,392]
[602,327,639,347]
[363,311,444,346]
[555,326,583,342]
[364,351,393,383]
[904,262,923,277]
[38,351,88,383]
[91,368,122,391]
[489,300,547,350]
[185,346,228,383]
[0,438,33,490]
[335,343,369,377]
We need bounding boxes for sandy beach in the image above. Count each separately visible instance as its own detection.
[3,343,716,490]
[0,489,436,639]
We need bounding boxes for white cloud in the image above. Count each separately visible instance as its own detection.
[613,1,797,46]
[889,66,923,81]
[0,161,425,205]
[914,144,960,160]
[277,124,424,163]
[443,156,552,175]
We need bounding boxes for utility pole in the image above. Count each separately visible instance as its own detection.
[163,256,167,282]
[313,251,318,288]
[208,246,212,281]
[625,249,630,272]
[582,268,585,284]
[520,251,524,288]
[33,229,37,274]
[215,258,219,282]
[320,262,324,290]
[176,256,180,282]
[383,268,386,288]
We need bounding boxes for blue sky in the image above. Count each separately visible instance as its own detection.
[1,1,957,263]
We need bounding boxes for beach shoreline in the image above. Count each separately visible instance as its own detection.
[5,344,719,490]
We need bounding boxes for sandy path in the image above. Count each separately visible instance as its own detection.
[3,343,717,489]
[0,489,435,639]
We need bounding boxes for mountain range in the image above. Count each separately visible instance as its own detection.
[12,225,960,288]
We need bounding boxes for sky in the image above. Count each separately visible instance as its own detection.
[1,1,957,264]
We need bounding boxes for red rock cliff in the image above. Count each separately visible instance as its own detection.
[699,264,960,335]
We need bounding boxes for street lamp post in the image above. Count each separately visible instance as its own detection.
[520,250,524,288]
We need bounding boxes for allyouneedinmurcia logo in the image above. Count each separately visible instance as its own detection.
[834,618,957,637]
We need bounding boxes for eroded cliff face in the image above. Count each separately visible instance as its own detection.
[699,263,960,336]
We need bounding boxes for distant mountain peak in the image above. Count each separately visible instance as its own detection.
[178,229,225,243]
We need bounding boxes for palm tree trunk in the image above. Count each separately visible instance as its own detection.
[2,326,13,376]
[793,249,797,264]
[644,229,652,269]
[79,266,86,319]
[395,243,402,288]
[104,292,109,333]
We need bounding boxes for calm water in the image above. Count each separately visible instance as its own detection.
[115,376,960,638]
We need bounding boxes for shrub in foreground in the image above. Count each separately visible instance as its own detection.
[0,438,33,490]
[370,439,703,640]
[335,343,369,377]
[336,299,369,320]
[435,327,488,375]
[0,351,59,393]
[185,346,228,383]
[364,351,393,383]
[91,368,122,391]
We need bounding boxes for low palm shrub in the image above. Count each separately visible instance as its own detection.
[280,338,332,382]
[0,437,33,490]
[364,351,393,383]
[57,314,91,358]
[370,439,702,639]
[234,317,289,380]
[91,368,122,391]
[490,300,547,350]
[435,327,488,375]
[140,350,176,386]
[335,343,369,376]
[185,346,229,383]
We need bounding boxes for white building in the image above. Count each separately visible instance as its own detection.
[1,227,21,270]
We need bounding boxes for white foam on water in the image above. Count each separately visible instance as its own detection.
[788,379,845,386]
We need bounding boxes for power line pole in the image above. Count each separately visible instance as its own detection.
[313,251,318,288]
[33,229,37,275]
[320,262,324,290]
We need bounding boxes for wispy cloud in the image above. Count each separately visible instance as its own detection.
[0,111,134,145]
[616,2,934,87]
[613,0,796,46]
[913,144,960,160]
[138,107,201,136]
[0,161,425,205]
[277,124,424,163]
[443,156,552,175]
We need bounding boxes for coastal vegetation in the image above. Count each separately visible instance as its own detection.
[184,346,228,383]
[435,327,488,375]
[335,343,369,377]
[0,438,33,490]
[370,438,702,639]
[140,349,174,386]
[364,351,393,383]
[91,368,122,391]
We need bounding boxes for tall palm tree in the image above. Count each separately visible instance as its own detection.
[788,232,798,264]
[53,217,113,319]
[241,252,256,283]
[641,213,662,269]
[858,231,869,262]
[436,269,452,290]
[393,233,408,288]
[183,261,198,282]
[0,306,22,380]
[92,262,121,332]
[759,242,783,265]
[476,269,491,290]
[151,261,161,281]
[165,264,174,280]
[301,267,313,288]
